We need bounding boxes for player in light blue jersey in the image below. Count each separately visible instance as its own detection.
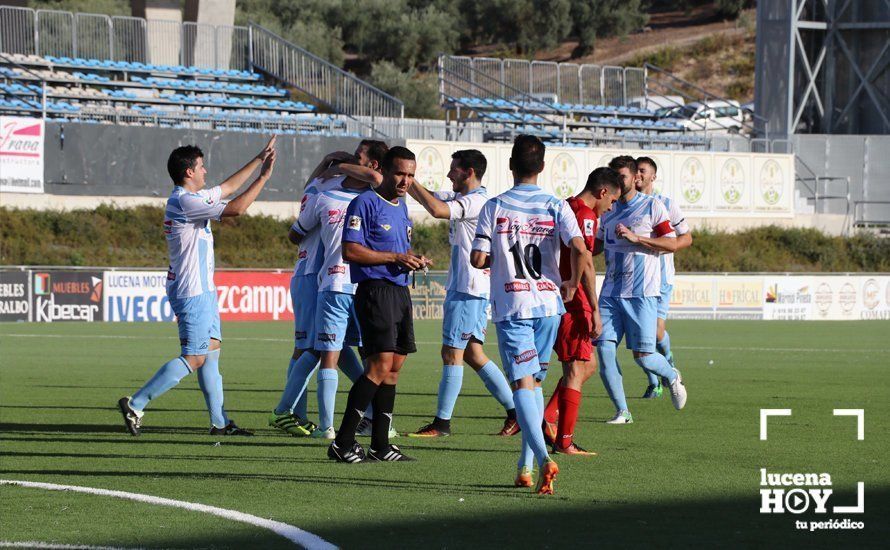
[472,135,594,495]
[407,150,519,438]
[593,156,688,426]
[636,156,693,398]
[270,142,388,437]
[118,137,277,436]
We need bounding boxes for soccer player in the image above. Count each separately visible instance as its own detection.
[406,149,519,438]
[118,137,277,436]
[269,142,389,437]
[635,156,693,398]
[471,135,592,495]
[594,156,688,425]
[328,146,433,463]
[542,167,621,455]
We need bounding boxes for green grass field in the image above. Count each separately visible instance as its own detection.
[1,320,888,549]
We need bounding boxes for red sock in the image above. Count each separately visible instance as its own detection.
[557,387,582,449]
[543,378,563,424]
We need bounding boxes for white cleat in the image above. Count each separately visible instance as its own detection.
[605,410,634,424]
[668,368,687,410]
[311,426,336,439]
[356,416,399,438]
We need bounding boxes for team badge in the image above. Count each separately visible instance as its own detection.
[380,224,392,231]
[584,219,595,236]
[348,215,362,230]
[407,226,412,241]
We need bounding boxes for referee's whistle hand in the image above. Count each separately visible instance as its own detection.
[394,253,425,271]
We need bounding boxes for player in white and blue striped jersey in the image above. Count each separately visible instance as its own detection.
[406,150,519,439]
[471,135,594,495]
[635,156,693,399]
[118,137,277,437]
[593,156,688,426]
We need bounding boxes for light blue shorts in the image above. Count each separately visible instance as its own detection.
[313,291,362,351]
[442,290,488,349]
[657,284,673,320]
[291,273,318,349]
[494,315,560,383]
[170,290,221,356]
[595,296,658,353]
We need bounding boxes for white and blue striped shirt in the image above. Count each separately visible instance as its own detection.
[652,192,690,288]
[291,176,346,277]
[434,187,490,298]
[164,185,227,299]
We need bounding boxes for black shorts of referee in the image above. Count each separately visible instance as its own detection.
[355,279,416,356]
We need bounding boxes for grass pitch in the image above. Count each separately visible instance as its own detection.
[1,320,888,548]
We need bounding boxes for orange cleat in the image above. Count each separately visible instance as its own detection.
[535,459,559,495]
[497,417,521,436]
[515,466,533,488]
[553,442,597,456]
[542,419,558,445]
[407,422,450,438]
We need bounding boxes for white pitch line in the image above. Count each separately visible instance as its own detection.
[0,332,886,353]
[0,542,137,550]
[0,480,336,550]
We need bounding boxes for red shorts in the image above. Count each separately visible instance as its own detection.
[555,309,594,363]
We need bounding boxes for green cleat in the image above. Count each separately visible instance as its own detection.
[642,384,663,399]
[268,411,314,436]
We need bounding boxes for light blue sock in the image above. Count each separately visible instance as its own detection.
[197,349,228,428]
[518,385,544,470]
[597,341,628,412]
[338,347,365,382]
[131,357,191,411]
[294,389,309,418]
[275,351,319,415]
[285,356,308,416]
[657,331,672,362]
[513,388,549,469]
[477,361,515,412]
[645,370,659,386]
[435,365,463,420]
[316,368,339,430]
[634,353,677,383]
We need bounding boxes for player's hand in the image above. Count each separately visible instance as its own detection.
[318,166,342,180]
[560,281,577,303]
[394,253,425,271]
[323,151,354,166]
[616,223,640,243]
[260,149,276,179]
[590,309,603,340]
[419,256,434,268]
[257,136,276,162]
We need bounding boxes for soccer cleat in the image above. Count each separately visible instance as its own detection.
[209,421,253,436]
[535,459,559,495]
[366,444,415,462]
[553,442,597,456]
[408,422,450,438]
[605,410,634,424]
[311,426,336,439]
[542,419,557,444]
[327,441,366,463]
[515,466,533,487]
[118,396,143,436]
[497,417,521,437]
[642,383,663,399]
[357,417,400,438]
[268,411,313,436]
[666,368,687,410]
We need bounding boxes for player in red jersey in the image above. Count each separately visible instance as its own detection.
[543,167,621,455]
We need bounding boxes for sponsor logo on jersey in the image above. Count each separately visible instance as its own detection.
[298,250,308,259]
[584,218,596,237]
[460,332,473,340]
[327,208,345,225]
[348,215,362,230]
[204,197,214,206]
[300,194,310,212]
[514,349,537,364]
[317,332,337,342]
[407,226,412,241]
[163,220,173,234]
[328,265,347,275]
[536,281,558,291]
[505,281,531,293]
[294,331,307,339]
[495,216,555,236]
[380,224,391,231]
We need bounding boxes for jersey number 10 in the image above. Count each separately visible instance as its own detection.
[510,242,543,280]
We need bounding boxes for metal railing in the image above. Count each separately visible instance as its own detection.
[248,23,403,121]
[0,5,249,70]
[853,201,890,229]
[439,54,647,107]
[0,51,47,116]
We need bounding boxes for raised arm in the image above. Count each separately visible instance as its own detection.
[407,183,451,219]
[219,136,276,199]
[221,149,276,217]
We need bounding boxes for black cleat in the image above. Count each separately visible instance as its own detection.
[118,396,142,436]
[328,441,366,463]
[209,421,254,436]
[366,444,416,462]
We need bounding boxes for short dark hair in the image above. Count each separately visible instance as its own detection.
[636,156,657,173]
[608,155,637,174]
[510,134,545,178]
[167,145,203,185]
[583,167,621,194]
[382,146,416,172]
[360,139,389,165]
[451,149,487,180]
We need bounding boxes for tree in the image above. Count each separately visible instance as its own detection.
[570,0,648,58]
[369,60,441,118]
